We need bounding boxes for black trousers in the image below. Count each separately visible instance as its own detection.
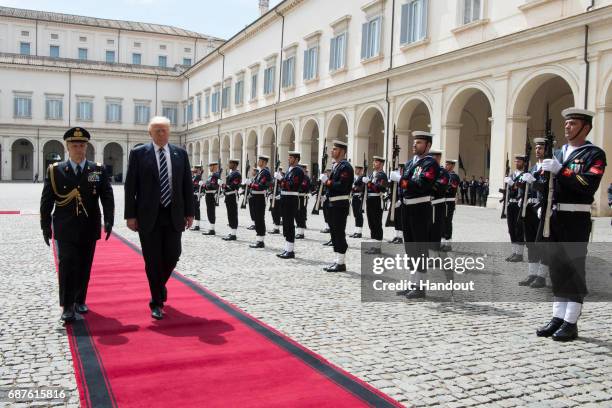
[295,196,307,228]
[429,203,446,250]
[251,195,266,236]
[248,195,256,222]
[328,202,349,254]
[507,203,524,243]
[470,190,476,206]
[225,193,238,229]
[56,239,97,307]
[271,197,282,226]
[193,194,201,221]
[205,193,216,226]
[546,211,591,303]
[460,190,468,204]
[393,203,402,232]
[323,201,330,225]
[351,196,363,227]
[282,195,298,243]
[402,202,431,272]
[138,206,182,308]
[443,202,455,239]
[366,197,383,240]
[523,204,541,263]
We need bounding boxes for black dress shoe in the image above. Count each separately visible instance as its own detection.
[364,247,382,255]
[75,304,89,314]
[247,225,256,230]
[151,307,163,320]
[323,240,333,246]
[249,241,265,248]
[530,276,546,288]
[519,275,537,286]
[509,254,523,262]
[324,263,346,272]
[269,229,280,234]
[61,306,76,322]
[505,254,517,262]
[222,234,237,241]
[536,317,564,337]
[320,228,330,233]
[295,234,305,239]
[202,230,216,236]
[277,251,295,259]
[552,321,578,341]
[405,289,426,299]
[190,226,200,231]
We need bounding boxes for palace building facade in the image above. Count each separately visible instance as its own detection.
[1,1,611,215]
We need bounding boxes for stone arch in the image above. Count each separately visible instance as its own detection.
[43,140,65,169]
[260,126,275,161]
[187,142,194,165]
[246,130,258,174]
[201,139,210,175]
[301,118,320,174]
[395,96,433,164]
[279,122,296,168]
[232,132,244,170]
[220,134,230,166]
[194,141,201,166]
[103,142,124,182]
[355,105,386,170]
[86,143,95,162]
[12,138,34,180]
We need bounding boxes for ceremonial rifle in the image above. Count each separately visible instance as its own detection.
[360,153,368,214]
[240,154,250,209]
[215,157,222,206]
[271,151,281,209]
[520,137,532,218]
[500,153,510,219]
[385,125,400,227]
[312,139,328,215]
[542,112,555,239]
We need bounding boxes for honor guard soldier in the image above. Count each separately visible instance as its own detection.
[275,152,305,259]
[247,167,259,230]
[535,108,606,341]
[349,165,365,238]
[269,168,283,234]
[388,163,405,244]
[202,161,221,235]
[504,154,527,261]
[429,150,450,254]
[519,138,548,288]
[389,131,439,299]
[364,156,388,254]
[320,168,332,236]
[191,165,203,231]
[40,127,114,322]
[320,141,354,272]
[295,164,310,239]
[441,160,460,251]
[248,155,272,248]
[222,159,242,241]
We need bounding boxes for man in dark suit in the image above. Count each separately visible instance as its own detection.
[124,116,194,320]
[40,127,114,322]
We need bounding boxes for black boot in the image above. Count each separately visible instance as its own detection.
[222,234,237,241]
[536,317,564,337]
[249,241,265,248]
[530,276,546,288]
[505,253,516,262]
[75,303,89,314]
[509,254,523,262]
[324,263,346,272]
[518,275,537,286]
[190,225,200,231]
[552,321,578,341]
[202,230,215,236]
[277,251,295,259]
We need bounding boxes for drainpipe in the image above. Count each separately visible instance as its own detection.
[68,68,72,127]
[155,75,159,115]
[384,0,396,163]
[584,0,595,109]
[274,8,285,160]
[218,49,226,153]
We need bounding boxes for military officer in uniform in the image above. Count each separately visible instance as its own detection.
[40,127,114,322]
[364,156,388,254]
[518,138,548,288]
[389,131,439,299]
[222,159,242,241]
[190,165,203,231]
[441,160,460,251]
[429,150,450,255]
[275,152,305,259]
[535,108,606,341]
[248,155,272,248]
[504,154,527,262]
[202,161,221,235]
[349,165,365,238]
[295,164,310,239]
[320,141,354,272]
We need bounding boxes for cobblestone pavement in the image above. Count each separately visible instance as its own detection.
[1,183,611,407]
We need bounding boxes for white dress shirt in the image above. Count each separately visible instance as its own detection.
[153,142,172,191]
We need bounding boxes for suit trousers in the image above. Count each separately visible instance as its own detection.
[138,206,182,308]
[328,202,349,254]
[56,239,97,307]
[205,193,216,226]
[193,194,201,221]
[523,205,542,263]
[366,197,383,240]
[281,196,298,243]
[443,202,455,240]
[225,194,238,229]
[251,195,266,236]
[401,202,431,273]
[351,196,364,227]
[506,203,524,244]
[295,197,307,229]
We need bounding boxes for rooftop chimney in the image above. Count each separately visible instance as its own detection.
[259,0,269,16]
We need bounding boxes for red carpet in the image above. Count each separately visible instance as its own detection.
[57,233,401,408]
[0,210,20,214]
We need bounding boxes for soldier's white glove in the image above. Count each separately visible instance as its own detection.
[362,176,370,184]
[537,207,542,219]
[198,180,204,186]
[542,158,562,175]
[504,176,514,186]
[521,173,536,184]
[390,171,401,182]
[319,174,328,183]
[396,200,402,207]
[274,171,283,180]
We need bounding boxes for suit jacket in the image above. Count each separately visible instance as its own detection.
[40,160,114,243]
[124,143,194,233]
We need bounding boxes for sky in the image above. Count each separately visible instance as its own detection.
[0,0,284,39]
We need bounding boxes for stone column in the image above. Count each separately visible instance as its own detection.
[488,74,512,208]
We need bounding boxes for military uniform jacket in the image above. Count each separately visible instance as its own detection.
[538,142,606,206]
[250,167,272,192]
[399,155,439,199]
[446,172,460,198]
[366,171,388,195]
[352,176,366,196]
[280,166,305,193]
[324,160,354,206]
[40,160,114,243]
[224,170,242,193]
[299,175,311,195]
[192,174,202,195]
[205,171,221,192]
[524,164,545,207]
[508,170,525,202]
[431,167,450,200]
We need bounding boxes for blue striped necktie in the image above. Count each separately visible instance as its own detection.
[159,148,171,207]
